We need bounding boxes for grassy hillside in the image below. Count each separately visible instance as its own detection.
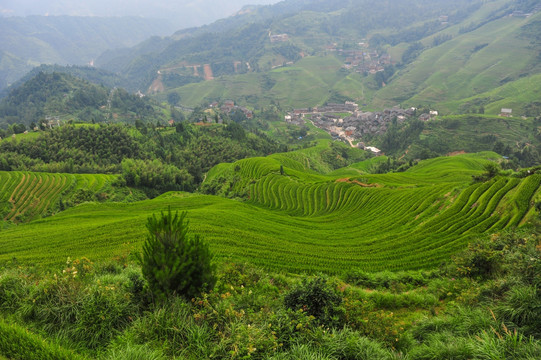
[374,10,541,114]
[162,55,371,108]
[1,150,539,273]
[439,72,541,115]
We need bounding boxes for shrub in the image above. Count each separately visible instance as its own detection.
[284,276,344,328]
[74,285,136,349]
[0,270,27,312]
[139,208,215,300]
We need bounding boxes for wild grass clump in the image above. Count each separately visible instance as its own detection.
[0,317,86,360]
[0,259,146,358]
[344,270,433,292]
[0,269,28,312]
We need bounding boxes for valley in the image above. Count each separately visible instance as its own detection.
[0,0,540,359]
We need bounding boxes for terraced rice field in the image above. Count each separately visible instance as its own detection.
[0,171,116,222]
[0,152,539,273]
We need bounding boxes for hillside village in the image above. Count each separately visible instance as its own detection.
[326,42,392,74]
[285,102,436,152]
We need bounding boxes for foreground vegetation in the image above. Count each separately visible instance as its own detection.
[0,229,539,359]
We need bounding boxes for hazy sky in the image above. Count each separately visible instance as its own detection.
[0,0,282,27]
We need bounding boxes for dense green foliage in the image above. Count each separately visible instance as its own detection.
[0,72,163,128]
[284,277,344,328]
[379,115,541,168]
[0,64,135,98]
[0,121,284,190]
[121,159,193,194]
[0,230,539,359]
[140,209,215,299]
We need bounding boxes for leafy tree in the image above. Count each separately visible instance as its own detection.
[225,121,246,141]
[139,208,215,300]
[121,158,194,193]
[167,92,181,106]
[171,107,185,122]
[284,277,344,327]
[472,162,500,182]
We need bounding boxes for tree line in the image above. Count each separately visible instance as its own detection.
[0,122,285,194]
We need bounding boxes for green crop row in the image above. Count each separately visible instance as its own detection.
[0,171,116,222]
[1,153,539,274]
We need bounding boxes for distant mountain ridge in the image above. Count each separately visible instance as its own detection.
[91,0,541,118]
[0,16,175,90]
[4,0,541,119]
[0,0,281,27]
[96,0,479,91]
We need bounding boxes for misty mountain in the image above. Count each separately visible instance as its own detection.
[0,0,281,28]
[95,0,480,91]
[0,16,175,90]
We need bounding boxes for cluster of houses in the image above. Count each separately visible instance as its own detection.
[439,15,449,25]
[269,33,289,43]
[326,42,391,74]
[285,103,441,154]
[343,49,391,74]
[312,106,416,141]
[43,116,62,129]
[500,108,513,117]
[209,100,253,119]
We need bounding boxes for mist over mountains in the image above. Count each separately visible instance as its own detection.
[0,0,281,28]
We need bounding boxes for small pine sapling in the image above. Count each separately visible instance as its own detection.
[139,207,215,300]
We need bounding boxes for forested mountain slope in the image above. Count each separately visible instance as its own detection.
[95,0,482,94]
[0,72,162,127]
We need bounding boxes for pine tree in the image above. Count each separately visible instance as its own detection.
[139,207,215,299]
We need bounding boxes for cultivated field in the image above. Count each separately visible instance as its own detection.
[0,171,116,222]
[0,151,539,273]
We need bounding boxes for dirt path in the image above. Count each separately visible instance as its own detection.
[203,64,214,80]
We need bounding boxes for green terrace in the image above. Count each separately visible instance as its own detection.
[1,150,539,274]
